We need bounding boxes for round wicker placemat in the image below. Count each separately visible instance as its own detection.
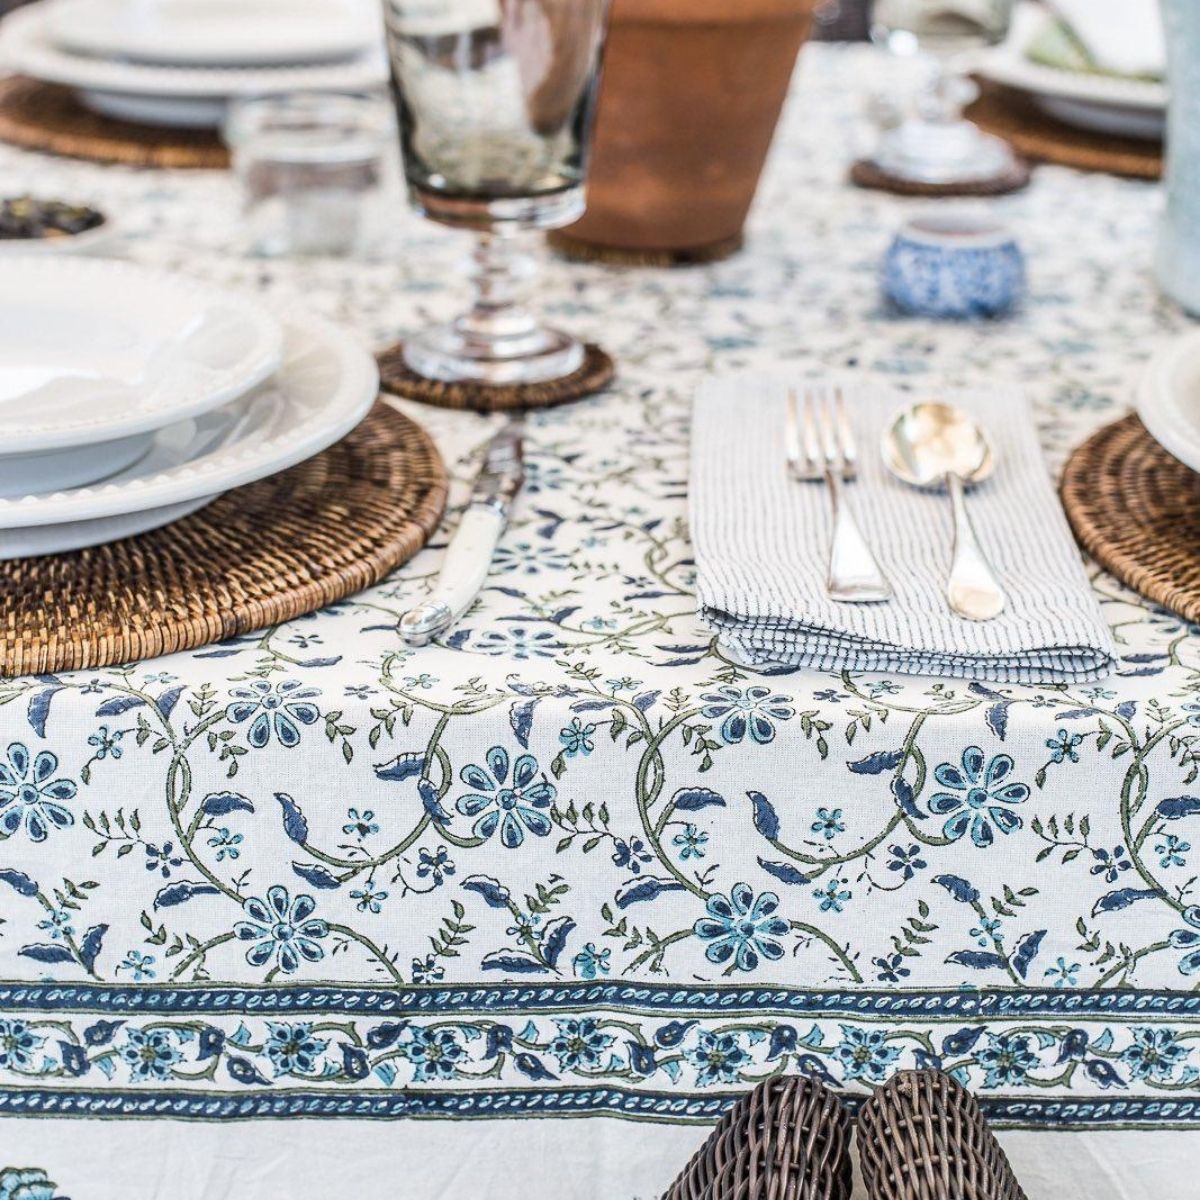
[965,82,1162,181]
[377,342,614,412]
[0,76,230,170]
[1060,413,1200,622]
[850,156,1031,197]
[547,231,744,268]
[0,401,447,677]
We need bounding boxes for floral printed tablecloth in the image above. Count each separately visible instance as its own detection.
[0,42,1197,1200]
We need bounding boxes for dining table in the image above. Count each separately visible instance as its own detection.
[0,40,1195,1200]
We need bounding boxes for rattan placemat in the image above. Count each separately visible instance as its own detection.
[966,81,1162,180]
[1061,412,1200,621]
[0,401,447,677]
[849,156,1031,196]
[0,76,230,170]
[377,341,614,412]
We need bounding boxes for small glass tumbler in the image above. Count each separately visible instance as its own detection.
[225,92,393,258]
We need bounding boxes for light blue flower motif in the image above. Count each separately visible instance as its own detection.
[686,1030,751,1086]
[928,747,1028,847]
[351,882,388,914]
[573,942,611,980]
[0,1018,42,1069]
[234,886,329,974]
[811,807,845,841]
[673,823,708,861]
[117,950,156,981]
[86,725,123,760]
[1169,906,1200,975]
[1157,834,1190,869]
[699,686,795,745]
[36,910,73,941]
[694,883,788,972]
[977,1032,1038,1087]
[343,808,379,838]
[559,718,596,757]
[548,1018,614,1071]
[208,828,243,862]
[831,1026,901,1083]
[455,747,556,849]
[813,879,851,913]
[225,680,321,749]
[405,1027,465,1081]
[0,1167,66,1200]
[0,743,76,843]
[1044,956,1080,988]
[493,540,570,575]
[1045,728,1084,764]
[119,1027,182,1081]
[971,917,1002,946]
[1120,1028,1188,1083]
[265,1021,328,1076]
[403,673,437,690]
[1183,702,1200,729]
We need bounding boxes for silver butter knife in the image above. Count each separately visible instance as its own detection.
[398,419,525,647]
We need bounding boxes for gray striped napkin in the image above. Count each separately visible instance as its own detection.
[690,376,1116,683]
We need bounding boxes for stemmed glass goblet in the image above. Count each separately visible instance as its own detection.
[870,0,1017,185]
[382,0,610,385]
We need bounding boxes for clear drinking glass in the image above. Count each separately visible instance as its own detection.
[870,0,1017,184]
[381,0,610,385]
[225,92,392,259]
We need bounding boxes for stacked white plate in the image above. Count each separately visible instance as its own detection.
[0,257,378,559]
[0,0,387,128]
[974,2,1165,141]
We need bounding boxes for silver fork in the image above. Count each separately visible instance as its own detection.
[786,387,893,604]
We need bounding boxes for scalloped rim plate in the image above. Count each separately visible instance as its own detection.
[0,256,284,454]
[0,309,379,528]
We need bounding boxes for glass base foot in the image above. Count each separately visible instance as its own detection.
[875,117,1017,185]
[402,323,586,386]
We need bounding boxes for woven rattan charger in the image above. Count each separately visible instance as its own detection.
[0,76,229,170]
[1061,413,1200,622]
[0,402,447,677]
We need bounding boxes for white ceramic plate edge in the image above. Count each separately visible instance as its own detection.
[1136,331,1200,476]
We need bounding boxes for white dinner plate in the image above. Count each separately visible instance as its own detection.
[47,0,379,69]
[1137,331,1200,477]
[0,5,388,102]
[1033,95,1165,141]
[0,311,379,555]
[973,3,1166,117]
[0,257,284,456]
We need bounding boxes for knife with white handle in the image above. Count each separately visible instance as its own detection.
[398,419,524,647]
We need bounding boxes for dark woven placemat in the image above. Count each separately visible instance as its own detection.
[663,1076,852,1200]
[0,401,447,677]
[1061,412,1200,622]
[548,231,744,268]
[857,1071,1028,1200]
[966,81,1162,180]
[850,155,1031,196]
[0,76,230,170]
[377,341,614,412]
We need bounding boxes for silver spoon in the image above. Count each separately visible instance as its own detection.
[882,402,1007,622]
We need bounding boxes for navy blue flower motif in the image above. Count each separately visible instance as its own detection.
[1169,906,1200,975]
[1045,728,1084,764]
[547,1018,614,1071]
[225,680,321,749]
[143,840,182,879]
[572,942,611,980]
[1119,1028,1188,1083]
[411,953,444,983]
[887,844,927,881]
[694,883,789,972]
[416,846,455,885]
[0,743,76,843]
[611,836,653,873]
[700,686,795,745]
[455,747,556,849]
[831,1026,901,1083]
[119,1027,182,1081]
[234,886,329,974]
[928,747,1029,847]
[977,1032,1038,1087]
[472,627,562,660]
[0,1017,41,1069]
[559,718,596,757]
[686,1030,751,1086]
[873,953,911,984]
[1089,845,1132,884]
[0,1168,67,1200]
[405,1027,465,1081]
[264,1021,328,1076]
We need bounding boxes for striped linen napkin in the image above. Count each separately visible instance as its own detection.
[690,377,1116,683]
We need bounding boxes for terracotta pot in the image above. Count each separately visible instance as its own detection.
[562,0,817,257]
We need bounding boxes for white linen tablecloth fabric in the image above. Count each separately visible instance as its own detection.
[691,377,1116,683]
[1045,0,1165,78]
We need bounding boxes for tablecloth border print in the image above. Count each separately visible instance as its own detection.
[0,982,1197,1128]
